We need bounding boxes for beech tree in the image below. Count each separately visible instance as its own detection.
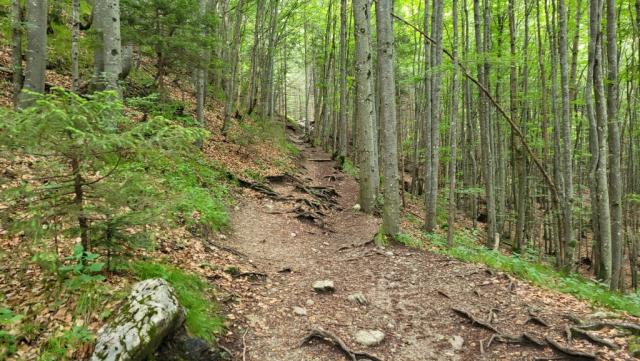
[18,0,48,108]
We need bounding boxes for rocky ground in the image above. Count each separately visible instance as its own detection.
[215,129,639,361]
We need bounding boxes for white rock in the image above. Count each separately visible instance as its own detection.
[355,330,385,347]
[347,292,368,305]
[293,307,308,316]
[312,280,335,293]
[353,204,361,211]
[91,279,184,361]
[449,335,464,351]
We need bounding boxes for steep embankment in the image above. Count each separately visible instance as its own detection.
[215,129,639,361]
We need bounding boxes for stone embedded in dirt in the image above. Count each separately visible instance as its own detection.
[312,280,335,293]
[306,299,315,306]
[353,204,361,211]
[354,330,385,347]
[91,278,184,361]
[347,292,368,305]
[449,335,464,351]
[293,307,308,316]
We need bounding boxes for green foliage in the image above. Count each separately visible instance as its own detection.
[341,159,359,178]
[120,0,217,78]
[396,233,423,249]
[429,230,640,317]
[126,94,197,126]
[131,261,224,341]
[0,89,208,269]
[39,326,93,361]
[0,307,21,359]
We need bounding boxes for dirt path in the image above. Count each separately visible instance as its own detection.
[219,131,635,361]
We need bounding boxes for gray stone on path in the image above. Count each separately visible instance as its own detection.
[347,292,368,305]
[354,330,385,347]
[312,280,335,293]
[91,278,184,361]
[449,335,464,351]
[293,307,308,316]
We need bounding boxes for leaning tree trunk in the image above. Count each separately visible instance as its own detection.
[376,0,400,237]
[19,0,47,108]
[353,0,379,213]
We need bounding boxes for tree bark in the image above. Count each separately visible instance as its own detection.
[338,0,348,158]
[376,0,400,237]
[222,0,245,137]
[11,0,23,108]
[447,0,459,247]
[353,0,380,213]
[71,0,80,92]
[19,0,47,108]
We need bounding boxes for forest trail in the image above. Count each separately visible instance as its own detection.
[220,128,633,361]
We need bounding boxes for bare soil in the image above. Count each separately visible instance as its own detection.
[216,131,638,361]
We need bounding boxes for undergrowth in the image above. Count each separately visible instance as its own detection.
[130,261,224,341]
[416,230,640,317]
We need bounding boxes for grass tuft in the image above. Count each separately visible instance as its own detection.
[130,261,224,341]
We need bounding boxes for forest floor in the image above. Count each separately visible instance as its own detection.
[215,128,639,361]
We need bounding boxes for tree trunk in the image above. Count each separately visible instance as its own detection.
[605,0,622,290]
[102,0,122,95]
[447,0,459,247]
[19,0,47,108]
[338,0,348,158]
[71,0,80,92]
[353,0,379,213]
[11,0,23,108]
[376,0,400,237]
[558,0,575,269]
[425,0,443,232]
[222,0,245,136]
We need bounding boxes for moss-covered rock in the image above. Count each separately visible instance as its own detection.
[91,278,185,361]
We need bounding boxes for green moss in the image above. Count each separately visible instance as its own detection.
[130,262,224,342]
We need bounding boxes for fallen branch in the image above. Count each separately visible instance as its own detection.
[545,337,597,360]
[451,307,499,333]
[300,328,383,361]
[569,327,619,350]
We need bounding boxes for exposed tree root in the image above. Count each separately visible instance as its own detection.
[569,327,619,350]
[544,337,597,360]
[575,322,640,334]
[300,328,383,361]
[526,310,550,328]
[451,307,499,333]
[485,332,546,350]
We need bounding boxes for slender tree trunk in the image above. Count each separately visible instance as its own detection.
[425,0,443,232]
[338,0,348,158]
[376,0,400,237]
[587,0,612,282]
[353,0,379,213]
[71,0,80,92]
[558,0,575,269]
[247,0,265,114]
[11,0,23,108]
[196,0,209,134]
[605,0,622,290]
[447,0,460,247]
[19,0,47,108]
[222,0,245,136]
